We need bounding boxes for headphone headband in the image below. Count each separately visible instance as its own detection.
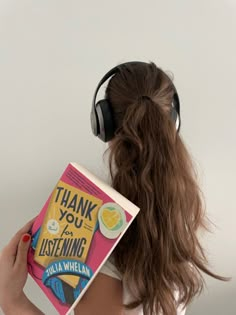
[92,61,148,112]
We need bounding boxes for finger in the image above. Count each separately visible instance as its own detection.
[14,233,31,270]
[5,216,36,257]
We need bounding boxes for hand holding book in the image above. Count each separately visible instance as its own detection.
[0,163,139,315]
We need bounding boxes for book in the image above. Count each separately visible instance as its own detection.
[27,162,140,315]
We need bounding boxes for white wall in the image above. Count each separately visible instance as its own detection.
[0,1,235,314]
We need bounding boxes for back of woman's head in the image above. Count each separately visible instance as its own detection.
[104,62,228,315]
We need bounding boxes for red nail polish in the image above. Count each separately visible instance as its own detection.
[22,234,30,242]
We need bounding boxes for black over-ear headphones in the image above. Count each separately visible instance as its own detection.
[91,61,181,142]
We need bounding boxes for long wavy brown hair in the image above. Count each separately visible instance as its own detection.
[103,62,230,315]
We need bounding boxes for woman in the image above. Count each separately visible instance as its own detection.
[0,61,229,315]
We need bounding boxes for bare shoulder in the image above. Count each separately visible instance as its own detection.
[74,272,123,315]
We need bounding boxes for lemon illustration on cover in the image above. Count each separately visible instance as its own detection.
[98,202,127,239]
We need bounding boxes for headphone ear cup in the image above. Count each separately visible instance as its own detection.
[95,100,115,142]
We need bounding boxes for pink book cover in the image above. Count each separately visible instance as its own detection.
[27,162,140,315]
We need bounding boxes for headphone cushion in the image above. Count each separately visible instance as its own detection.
[95,100,115,142]
[90,106,98,136]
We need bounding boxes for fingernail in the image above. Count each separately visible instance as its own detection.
[22,234,31,242]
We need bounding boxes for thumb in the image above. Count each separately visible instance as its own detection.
[14,233,31,269]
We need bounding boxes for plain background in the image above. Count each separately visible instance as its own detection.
[0,1,235,314]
